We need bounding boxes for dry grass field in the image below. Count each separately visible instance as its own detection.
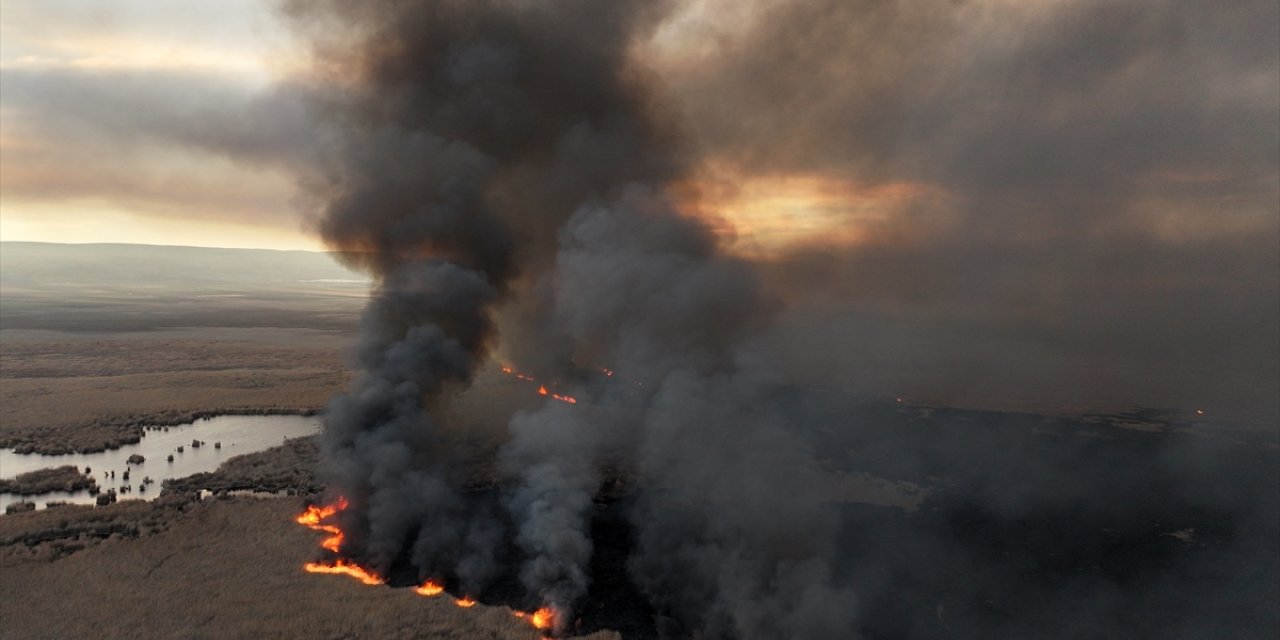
[0,328,354,453]
[0,242,366,454]
[0,496,617,640]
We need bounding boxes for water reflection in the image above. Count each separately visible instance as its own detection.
[0,415,320,512]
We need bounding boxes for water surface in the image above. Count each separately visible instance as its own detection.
[0,414,321,512]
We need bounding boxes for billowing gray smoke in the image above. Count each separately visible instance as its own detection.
[289,0,854,636]
[541,188,857,637]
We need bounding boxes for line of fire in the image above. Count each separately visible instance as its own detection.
[293,365,602,636]
[298,495,558,635]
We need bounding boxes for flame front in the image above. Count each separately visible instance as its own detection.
[415,580,444,597]
[296,497,350,554]
[514,606,558,634]
[296,490,569,639]
[501,366,578,404]
[296,497,384,586]
[529,607,556,631]
[295,496,349,527]
[303,559,384,585]
[318,526,344,553]
[296,500,499,614]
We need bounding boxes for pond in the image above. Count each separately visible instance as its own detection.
[0,414,322,512]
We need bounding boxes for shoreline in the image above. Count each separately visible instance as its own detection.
[0,406,325,456]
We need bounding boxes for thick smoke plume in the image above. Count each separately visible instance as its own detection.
[544,188,856,636]
[288,0,855,636]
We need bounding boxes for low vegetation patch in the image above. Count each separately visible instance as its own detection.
[0,465,96,495]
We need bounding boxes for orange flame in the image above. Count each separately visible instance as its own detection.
[303,559,384,585]
[296,497,385,586]
[297,497,350,554]
[514,606,558,633]
[415,580,444,597]
[529,607,556,631]
[295,496,349,527]
[318,525,344,552]
[296,499,549,626]
[536,384,577,404]
[501,366,580,405]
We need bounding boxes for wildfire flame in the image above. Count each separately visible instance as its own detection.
[297,498,563,632]
[296,497,384,586]
[514,606,558,633]
[296,498,350,554]
[303,558,384,585]
[501,366,578,404]
[294,499,527,620]
[415,580,444,597]
[296,496,349,527]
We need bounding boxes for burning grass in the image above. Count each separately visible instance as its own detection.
[514,607,558,633]
[501,366,578,405]
[3,497,614,639]
[294,496,565,636]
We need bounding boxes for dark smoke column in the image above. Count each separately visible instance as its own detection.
[311,118,512,582]
[285,0,684,605]
[544,188,859,639]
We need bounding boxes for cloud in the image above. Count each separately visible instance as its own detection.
[0,0,312,247]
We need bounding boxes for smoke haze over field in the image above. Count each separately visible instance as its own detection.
[669,0,1279,427]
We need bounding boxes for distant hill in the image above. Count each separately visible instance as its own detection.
[0,242,368,292]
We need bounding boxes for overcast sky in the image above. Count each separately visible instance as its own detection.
[0,0,1276,425]
[0,0,308,248]
[2,0,1275,253]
